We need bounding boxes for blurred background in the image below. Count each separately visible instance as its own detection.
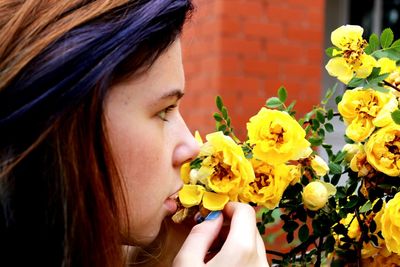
[180,0,400,139]
[179,0,400,256]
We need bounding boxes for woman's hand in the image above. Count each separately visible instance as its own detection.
[173,202,269,267]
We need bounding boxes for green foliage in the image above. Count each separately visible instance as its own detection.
[391,109,400,124]
[380,28,394,48]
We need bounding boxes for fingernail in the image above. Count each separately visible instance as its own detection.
[195,213,204,224]
[205,211,221,221]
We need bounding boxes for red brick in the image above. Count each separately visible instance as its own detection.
[220,16,242,36]
[243,59,280,77]
[287,25,324,43]
[306,46,324,64]
[244,21,285,39]
[220,0,265,18]
[265,6,307,23]
[265,42,306,61]
[282,63,322,81]
[221,37,263,56]
[220,55,242,74]
[219,75,261,92]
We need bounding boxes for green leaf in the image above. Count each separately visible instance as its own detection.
[287,101,296,114]
[216,96,223,111]
[347,77,365,88]
[334,150,347,163]
[327,109,334,120]
[373,198,383,213]
[190,158,203,169]
[335,95,343,105]
[359,200,372,213]
[373,49,400,60]
[366,33,379,54]
[266,97,282,108]
[316,110,325,123]
[381,28,394,48]
[344,197,358,209]
[331,174,341,186]
[283,220,299,232]
[324,235,336,253]
[391,110,400,124]
[367,72,389,85]
[368,67,381,79]
[325,46,336,57]
[370,220,377,233]
[277,86,287,102]
[221,107,228,119]
[311,118,320,130]
[218,124,227,132]
[309,136,323,146]
[391,39,400,50]
[213,112,222,122]
[286,232,294,243]
[299,224,309,242]
[329,162,342,175]
[324,123,334,133]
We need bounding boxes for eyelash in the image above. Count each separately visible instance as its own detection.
[158,104,177,122]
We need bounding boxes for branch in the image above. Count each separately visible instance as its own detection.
[383,80,400,92]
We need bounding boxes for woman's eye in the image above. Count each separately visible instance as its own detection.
[157,105,176,122]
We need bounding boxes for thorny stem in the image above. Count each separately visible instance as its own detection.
[265,249,286,257]
[355,209,365,267]
[383,80,400,92]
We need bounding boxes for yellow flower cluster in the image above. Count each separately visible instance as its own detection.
[325,25,376,84]
[177,107,334,217]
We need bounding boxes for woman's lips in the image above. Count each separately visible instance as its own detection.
[164,186,182,214]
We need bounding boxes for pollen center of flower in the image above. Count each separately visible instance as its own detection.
[210,152,234,184]
[250,172,271,193]
[266,123,285,145]
[342,39,367,67]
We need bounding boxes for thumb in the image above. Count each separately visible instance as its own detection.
[173,211,223,266]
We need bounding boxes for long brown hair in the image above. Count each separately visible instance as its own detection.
[0,1,193,266]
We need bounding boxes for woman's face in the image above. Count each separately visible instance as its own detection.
[104,40,199,245]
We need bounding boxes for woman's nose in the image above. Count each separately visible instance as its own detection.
[172,119,200,168]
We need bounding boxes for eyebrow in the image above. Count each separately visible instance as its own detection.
[159,89,185,101]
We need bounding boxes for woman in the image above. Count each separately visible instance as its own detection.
[0,0,268,266]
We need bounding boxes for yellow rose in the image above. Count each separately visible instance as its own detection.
[310,155,329,176]
[365,124,400,176]
[387,67,400,88]
[376,57,397,74]
[325,25,376,84]
[178,184,230,211]
[331,25,364,50]
[197,131,255,201]
[302,181,336,211]
[349,146,375,177]
[247,107,311,165]
[338,88,398,142]
[381,192,400,254]
[341,213,361,240]
[178,184,205,208]
[239,159,300,209]
[362,201,386,258]
[180,162,191,184]
[202,191,229,211]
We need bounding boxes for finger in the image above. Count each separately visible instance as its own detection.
[256,231,270,266]
[174,211,223,266]
[222,202,257,245]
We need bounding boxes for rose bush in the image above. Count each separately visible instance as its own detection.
[173,25,400,266]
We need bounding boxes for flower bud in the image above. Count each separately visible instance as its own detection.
[310,155,329,176]
[342,143,361,163]
[302,181,336,211]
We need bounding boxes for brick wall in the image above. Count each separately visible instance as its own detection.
[181,0,326,140]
